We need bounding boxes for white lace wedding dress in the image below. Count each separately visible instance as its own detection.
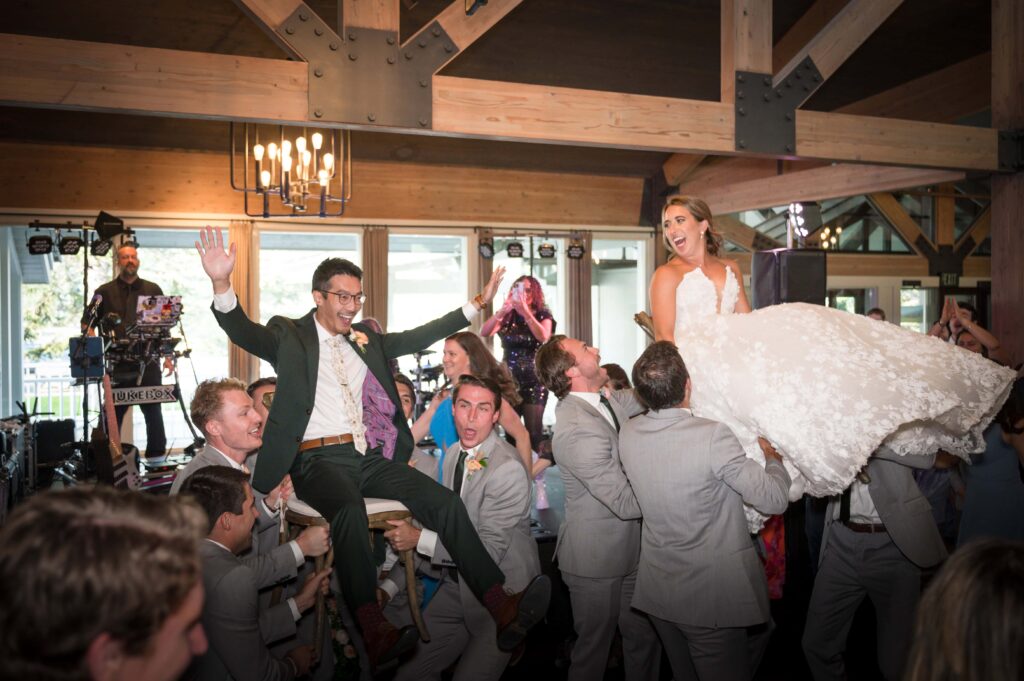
[673,266,1016,528]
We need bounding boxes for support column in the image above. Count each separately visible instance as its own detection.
[228,220,260,384]
[991,0,1024,366]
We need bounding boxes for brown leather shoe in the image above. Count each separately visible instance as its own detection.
[493,575,552,652]
[364,621,418,673]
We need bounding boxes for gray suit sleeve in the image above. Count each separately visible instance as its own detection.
[710,423,791,515]
[205,566,295,681]
[554,415,641,520]
[240,544,298,590]
[610,389,644,418]
[258,602,298,647]
[873,446,936,470]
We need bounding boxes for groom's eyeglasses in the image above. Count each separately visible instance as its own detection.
[318,289,366,306]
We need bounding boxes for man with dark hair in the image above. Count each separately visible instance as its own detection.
[84,241,171,456]
[621,341,789,681]
[0,487,208,681]
[382,374,543,680]
[181,466,331,681]
[197,227,549,671]
[534,335,661,681]
[865,308,886,322]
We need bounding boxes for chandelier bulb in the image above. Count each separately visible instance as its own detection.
[302,150,312,168]
[267,142,278,159]
[282,154,293,173]
[296,136,307,154]
[322,153,334,171]
[282,139,292,158]
[260,169,271,188]
[318,169,329,190]
[253,144,265,162]
[311,132,323,150]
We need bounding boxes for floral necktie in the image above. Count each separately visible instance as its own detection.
[327,335,367,454]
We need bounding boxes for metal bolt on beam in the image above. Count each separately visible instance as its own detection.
[348,53,358,61]
[368,113,376,122]
[314,27,323,36]
[299,11,308,21]
[314,67,323,77]
[387,36,395,45]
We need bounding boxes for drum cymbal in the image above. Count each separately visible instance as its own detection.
[411,365,444,380]
[412,349,436,358]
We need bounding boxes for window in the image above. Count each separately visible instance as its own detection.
[258,230,360,376]
[387,234,467,380]
[591,239,646,370]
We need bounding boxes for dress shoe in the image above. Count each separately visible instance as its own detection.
[492,575,552,652]
[363,621,418,673]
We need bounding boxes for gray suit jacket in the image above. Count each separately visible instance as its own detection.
[193,541,296,681]
[821,448,947,569]
[551,390,643,578]
[171,446,298,641]
[620,408,790,628]
[432,431,539,598]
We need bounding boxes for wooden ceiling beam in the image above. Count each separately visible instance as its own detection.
[836,52,990,123]
[0,33,308,122]
[408,0,524,74]
[342,0,400,32]
[700,164,964,216]
[795,110,998,171]
[661,153,706,187]
[721,0,772,104]
[955,205,991,257]
[0,33,1001,171]
[232,0,306,59]
[716,215,782,251]
[775,0,902,87]
[866,192,933,256]
[772,0,849,74]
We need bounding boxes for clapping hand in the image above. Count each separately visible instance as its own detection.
[195,226,236,293]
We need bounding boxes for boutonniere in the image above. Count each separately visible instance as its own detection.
[466,455,488,477]
[348,330,369,353]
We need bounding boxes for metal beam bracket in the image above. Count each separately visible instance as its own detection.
[997,129,1023,173]
[735,57,823,155]
[280,7,456,128]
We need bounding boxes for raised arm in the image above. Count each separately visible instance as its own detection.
[195,226,236,295]
[649,265,681,343]
[480,293,513,337]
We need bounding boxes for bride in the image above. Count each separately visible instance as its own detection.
[650,195,1016,510]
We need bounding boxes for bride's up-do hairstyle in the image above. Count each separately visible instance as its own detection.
[661,195,724,257]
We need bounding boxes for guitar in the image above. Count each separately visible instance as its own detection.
[98,373,142,490]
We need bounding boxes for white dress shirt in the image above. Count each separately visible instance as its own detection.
[414,441,483,559]
[569,391,618,429]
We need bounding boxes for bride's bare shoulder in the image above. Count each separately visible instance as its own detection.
[652,261,689,289]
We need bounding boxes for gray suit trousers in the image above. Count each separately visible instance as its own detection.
[650,615,770,681]
[562,569,660,681]
[802,524,921,681]
[393,580,510,681]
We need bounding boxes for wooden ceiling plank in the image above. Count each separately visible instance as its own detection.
[795,110,1000,171]
[774,0,902,87]
[231,0,306,59]
[836,53,990,123]
[661,153,706,186]
[867,192,933,256]
[699,164,964,216]
[342,0,400,32]
[431,75,737,154]
[772,0,849,74]
[0,33,308,122]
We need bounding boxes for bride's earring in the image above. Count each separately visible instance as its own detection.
[701,231,706,239]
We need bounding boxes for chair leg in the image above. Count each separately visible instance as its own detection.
[403,548,430,642]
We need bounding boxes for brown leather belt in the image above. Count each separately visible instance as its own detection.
[843,521,887,534]
[298,434,354,452]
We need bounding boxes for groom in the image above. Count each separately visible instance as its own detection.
[195,227,550,671]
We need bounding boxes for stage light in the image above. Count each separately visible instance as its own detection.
[58,233,84,255]
[94,211,126,241]
[27,232,53,255]
[566,239,586,260]
[506,241,524,258]
[91,239,113,256]
[478,237,495,259]
[538,242,556,258]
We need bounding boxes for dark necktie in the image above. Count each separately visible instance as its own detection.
[839,486,852,523]
[453,449,470,497]
[599,394,620,432]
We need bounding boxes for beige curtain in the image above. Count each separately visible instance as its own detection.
[566,232,593,344]
[361,226,389,330]
[228,220,260,384]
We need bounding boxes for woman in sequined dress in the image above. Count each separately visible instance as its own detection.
[482,276,557,502]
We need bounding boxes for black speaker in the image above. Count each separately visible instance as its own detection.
[751,248,827,309]
[35,419,76,465]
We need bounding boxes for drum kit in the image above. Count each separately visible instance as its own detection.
[409,349,446,419]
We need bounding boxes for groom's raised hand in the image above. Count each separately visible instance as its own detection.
[195,226,236,294]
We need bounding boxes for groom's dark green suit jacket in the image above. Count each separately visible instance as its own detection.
[212,303,470,493]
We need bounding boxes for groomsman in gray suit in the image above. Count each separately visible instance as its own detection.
[534,335,661,681]
[620,341,790,681]
[802,447,947,681]
[381,374,545,680]
[180,466,332,681]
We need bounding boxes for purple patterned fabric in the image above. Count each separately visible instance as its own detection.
[362,370,398,460]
